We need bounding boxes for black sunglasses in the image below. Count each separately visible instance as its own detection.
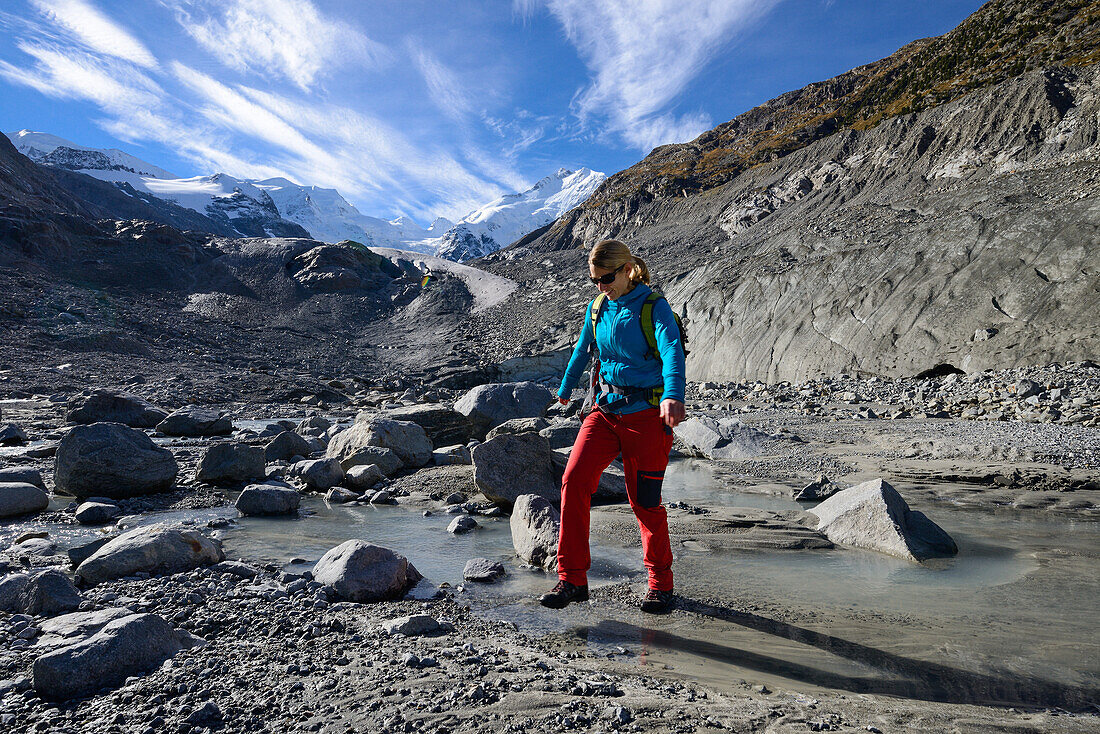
[589,263,624,285]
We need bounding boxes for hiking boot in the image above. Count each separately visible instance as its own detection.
[538,580,589,609]
[640,588,674,614]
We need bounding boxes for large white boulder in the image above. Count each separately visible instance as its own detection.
[807,478,958,562]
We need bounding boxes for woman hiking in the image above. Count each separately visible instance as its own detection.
[539,238,686,614]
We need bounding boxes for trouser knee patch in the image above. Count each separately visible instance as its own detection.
[636,470,664,508]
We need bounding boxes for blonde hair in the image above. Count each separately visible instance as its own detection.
[589,239,650,285]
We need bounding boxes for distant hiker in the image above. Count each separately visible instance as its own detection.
[539,238,686,614]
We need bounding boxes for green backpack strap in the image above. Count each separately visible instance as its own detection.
[640,292,663,363]
[589,293,608,354]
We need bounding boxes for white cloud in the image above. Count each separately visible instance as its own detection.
[233,85,514,221]
[622,110,712,151]
[3,41,161,110]
[532,0,778,150]
[408,44,475,122]
[31,0,157,68]
[169,0,387,90]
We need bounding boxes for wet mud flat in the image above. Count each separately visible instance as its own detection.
[1,396,1098,733]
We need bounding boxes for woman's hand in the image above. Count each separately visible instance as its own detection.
[558,397,570,405]
[660,399,685,428]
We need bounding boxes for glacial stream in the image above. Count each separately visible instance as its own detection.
[2,458,1097,710]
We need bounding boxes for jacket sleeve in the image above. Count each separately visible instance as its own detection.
[557,300,596,400]
[651,298,686,403]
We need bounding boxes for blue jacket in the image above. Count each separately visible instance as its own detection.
[557,283,686,414]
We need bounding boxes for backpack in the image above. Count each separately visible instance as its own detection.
[588,291,689,365]
[580,291,688,415]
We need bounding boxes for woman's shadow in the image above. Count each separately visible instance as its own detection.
[578,597,1099,711]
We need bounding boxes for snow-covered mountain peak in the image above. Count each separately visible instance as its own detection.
[7,129,177,179]
[6,129,603,258]
[434,165,606,261]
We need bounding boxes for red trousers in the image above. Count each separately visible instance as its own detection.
[557,407,675,591]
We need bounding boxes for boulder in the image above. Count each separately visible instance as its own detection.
[510,494,560,571]
[264,430,314,462]
[295,415,332,438]
[336,444,403,475]
[473,433,626,508]
[66,389,167,428]
[485,417,551,442]
[0,569,81,616]
[382,614,439,636]
[74,501,121,525]
[235,483,300,516]
[10,536,55,556]
[210,561,259,579]
[156,407,232,437]
[383,404,473,447]
[432,444,471,465]
[463,558,506,582]
[806,478,958,562]
[293,458,344,490]
[35,607,133,650]
[67,537,113,568]
[0,482,49,518]
[674,416,772,460]
[793,474,842,502]
[549,450,627,504]
[32,613,203,700]
[1014,378,1042,399]
[369,489,393,505]
[312,540,422,603]
[326,419,432,470]
[0,423,28,445]
[195,443,265,486]
[325,486,359,504]
[453,382,555,439]
[54,422,178,499]
[0,466,46,489]
[344,464,385,490]
[540,421,581,449]
[447,515,478,534]
[472,433,559,508]
[75,525,225,585]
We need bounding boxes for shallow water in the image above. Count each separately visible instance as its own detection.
[2,457,1097,709]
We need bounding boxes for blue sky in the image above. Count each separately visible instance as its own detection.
[0,0,985,223]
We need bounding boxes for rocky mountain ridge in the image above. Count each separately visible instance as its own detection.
[535,0,1100,243]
